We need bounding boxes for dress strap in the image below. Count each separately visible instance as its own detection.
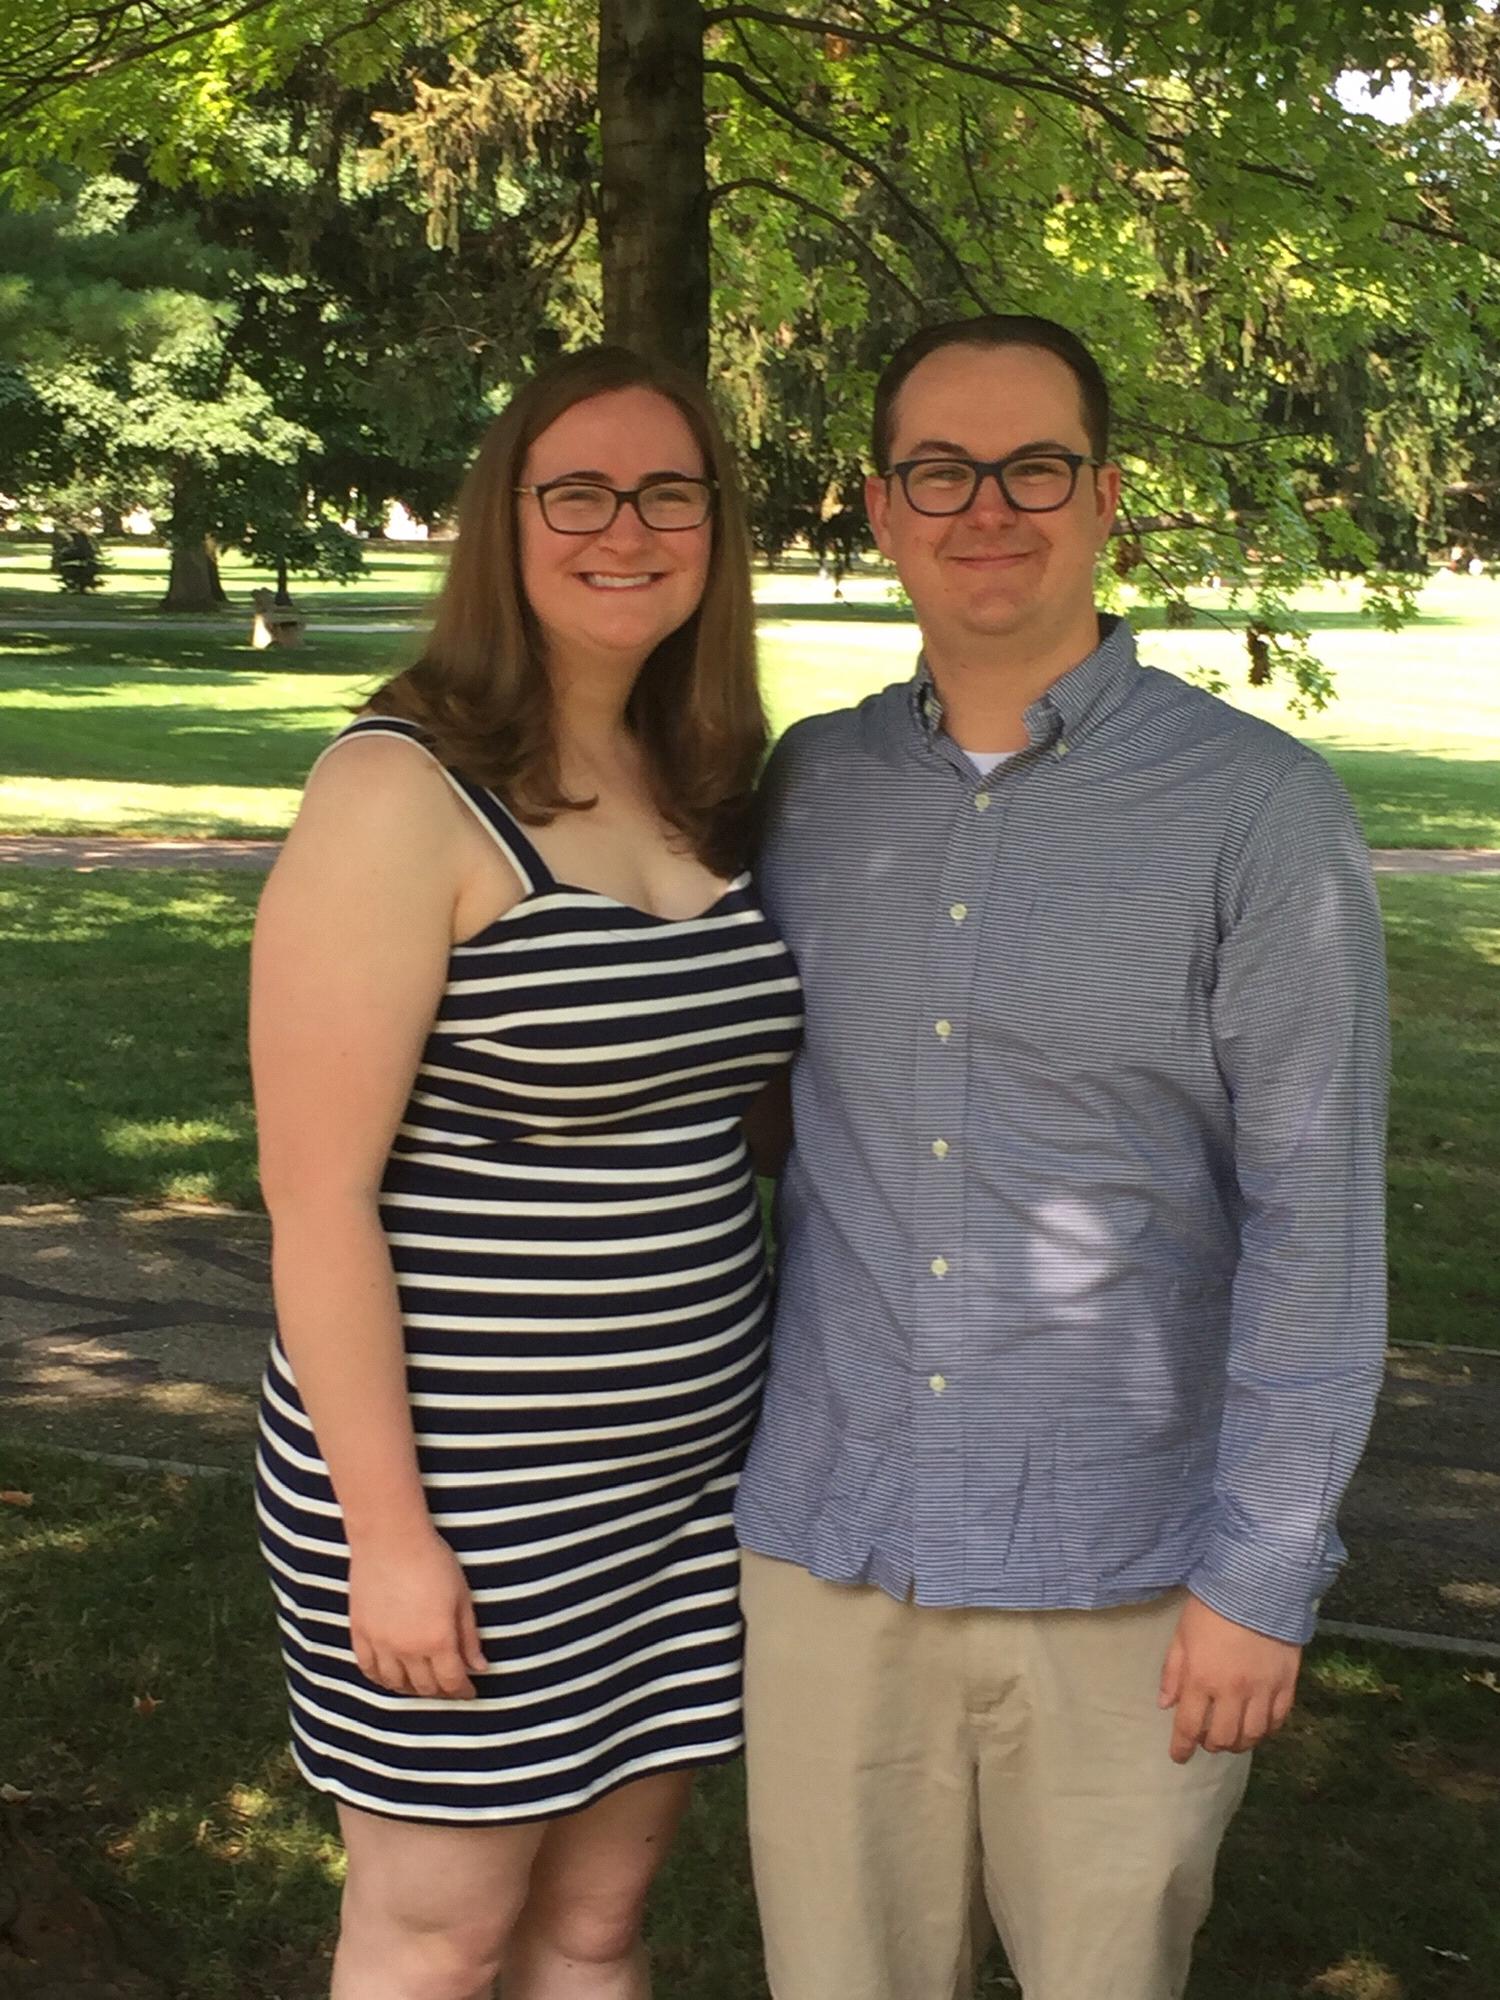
[314,717,554,897]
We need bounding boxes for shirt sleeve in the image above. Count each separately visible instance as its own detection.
[1190,752,1389,1644]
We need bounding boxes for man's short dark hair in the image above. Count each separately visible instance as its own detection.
[872,315,1112,470]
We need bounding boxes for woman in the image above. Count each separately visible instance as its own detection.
[252,346,802,2000]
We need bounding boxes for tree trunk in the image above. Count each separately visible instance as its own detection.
[159,466,228,612]
[274,554,291,605]
[161,537,226,611]
[598,0,710,379]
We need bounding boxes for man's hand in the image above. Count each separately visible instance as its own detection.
[1158,1593,1301,1763]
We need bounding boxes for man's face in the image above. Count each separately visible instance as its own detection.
[865,342,1120,656]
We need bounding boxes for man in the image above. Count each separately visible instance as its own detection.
[735,315,1388,2000]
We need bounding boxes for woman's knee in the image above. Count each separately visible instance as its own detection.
[338,1879,518,1997]
[338,1896,516,1992]
[521,1884,649,1968]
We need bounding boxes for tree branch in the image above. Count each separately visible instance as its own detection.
[711,175,926,310]
[704,56,994,312]
[707,2,1180,167]
[1,0,412,124]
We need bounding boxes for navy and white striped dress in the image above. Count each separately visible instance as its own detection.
[255,718,802,1823]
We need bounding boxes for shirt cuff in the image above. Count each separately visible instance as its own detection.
[1186,1527,1344,1645]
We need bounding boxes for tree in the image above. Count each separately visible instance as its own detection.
[7,1,1500,692]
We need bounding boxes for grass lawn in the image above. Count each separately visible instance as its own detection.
[0,1444,1495,2000]
[0,535,444,620]
[3,560,1499,847]
[1,869,1495,1350]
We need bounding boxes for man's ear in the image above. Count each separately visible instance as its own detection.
[1093,462,1122,546]
[865,472,894,560]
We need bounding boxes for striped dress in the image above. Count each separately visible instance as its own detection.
[255,718,803,1823]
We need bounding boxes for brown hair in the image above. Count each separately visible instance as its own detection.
[872,314,1112,471]
[368,346,764,875]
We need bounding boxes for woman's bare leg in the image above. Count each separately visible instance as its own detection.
[500,1771,694,2000]
[332,1804,547,2000]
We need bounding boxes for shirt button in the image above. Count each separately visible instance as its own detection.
[929,1373,948,1394]
[949,902,968,924]
[931,1138,949,1159]
[934,1018,952,1040]
[974,792,991,812]
[930,1255,949,1277]
[1055,739,1070,759]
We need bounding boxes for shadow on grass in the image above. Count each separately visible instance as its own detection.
[0,1449,1496,2000]
[1,703,349,787]
[1381,878,1500,1347]
[756,596,915,624]
[1130,600,1470,634]
[0,1456,340,2000]
[1320,750,1500,849]
[1,629,410,677]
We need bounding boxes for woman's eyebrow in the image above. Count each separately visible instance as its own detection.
[538,467,703,483]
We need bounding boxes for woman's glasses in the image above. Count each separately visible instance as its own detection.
[517,477,717,534]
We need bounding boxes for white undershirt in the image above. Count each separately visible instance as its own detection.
[962,749,1019,778]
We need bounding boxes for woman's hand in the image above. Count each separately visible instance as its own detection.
[348,1527,490,1699]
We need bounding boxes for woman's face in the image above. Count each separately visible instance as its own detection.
[517,386,713,677]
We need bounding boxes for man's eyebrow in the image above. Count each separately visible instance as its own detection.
[900,437,1078,459]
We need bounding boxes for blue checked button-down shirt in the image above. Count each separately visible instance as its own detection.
[736,617,1389,1644]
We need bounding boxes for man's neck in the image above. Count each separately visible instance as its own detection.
[923,613,1103,752]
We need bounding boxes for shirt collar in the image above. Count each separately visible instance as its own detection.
[906,614,1140,752]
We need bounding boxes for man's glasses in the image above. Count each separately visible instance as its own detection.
[882,451,1100,517]
[516,476,716,535]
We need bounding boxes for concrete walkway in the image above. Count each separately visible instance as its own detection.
[1,1184,1497,1653]
[3,834,1500,875]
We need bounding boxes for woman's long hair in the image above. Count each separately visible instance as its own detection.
[368,346,764,875]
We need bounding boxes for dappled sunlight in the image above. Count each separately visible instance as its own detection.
[1305,1655,1404,1699]
[104,1116,245,1159]
[1305,1956,1404,2000]
[0,776,300,837]
[0,871,262,944]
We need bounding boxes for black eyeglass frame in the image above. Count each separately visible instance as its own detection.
[881,450,1102,517]
[515,475,719,534]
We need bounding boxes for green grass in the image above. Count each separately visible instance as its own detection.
[0,1444,1495,2000]
[0,870,260,1205]
[0,535,445,619]
[0,627,404,837]
[4,563,1499,846]
[1,868,1495,1350]
[1382,877,1500,1346]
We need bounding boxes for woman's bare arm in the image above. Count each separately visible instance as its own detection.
[251,737,513,1698]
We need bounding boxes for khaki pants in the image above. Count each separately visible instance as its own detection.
[742,1553,1251,2000]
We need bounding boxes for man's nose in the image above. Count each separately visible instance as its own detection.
[968,470,1022,523]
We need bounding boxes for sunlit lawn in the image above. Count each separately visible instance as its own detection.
[0,1444,1495,2000]
[2,547,1498,2000]
[1,868,1495,1351]
[0,535,443,619]
[3,558,1499,846]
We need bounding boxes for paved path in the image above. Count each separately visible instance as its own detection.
[1,1184,1496,1651]
[0,835,282,871]
[4,834,1500,875]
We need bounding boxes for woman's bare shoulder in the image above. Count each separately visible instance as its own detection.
[292,728,460,840]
